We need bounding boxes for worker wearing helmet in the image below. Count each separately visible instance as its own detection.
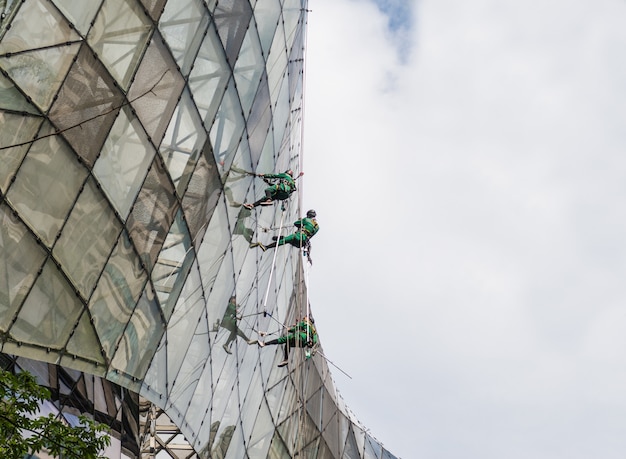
[257,316,318,367]
[244,170,297,209]
[250,209,318,251]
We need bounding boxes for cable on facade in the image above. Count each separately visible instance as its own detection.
[294,2,312,453]
[239,310,287,336]
[261,206,287,312]
[0,71,171,152]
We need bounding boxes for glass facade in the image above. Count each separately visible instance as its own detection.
[0,1,398,458]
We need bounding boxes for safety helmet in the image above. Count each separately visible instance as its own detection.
[306,209,316,218]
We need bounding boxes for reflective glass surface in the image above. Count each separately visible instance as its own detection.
[0,1,398,458]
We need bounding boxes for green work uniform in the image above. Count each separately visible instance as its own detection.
[263,172,296,200]
[250,173,297,207]
[273,217,319,248]
[275,319,318,347]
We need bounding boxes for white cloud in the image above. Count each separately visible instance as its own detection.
[303,1,626,457]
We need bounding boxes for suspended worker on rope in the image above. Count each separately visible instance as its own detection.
[249,210,319,258]
[214,295,258,354]
[257,316,318,367]
[243,169,297,209]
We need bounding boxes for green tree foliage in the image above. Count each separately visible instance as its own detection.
[0,368,111,459]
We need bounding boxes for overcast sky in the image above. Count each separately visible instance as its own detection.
[301,1,626,458]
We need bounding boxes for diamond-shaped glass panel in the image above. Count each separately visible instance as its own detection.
[268,430,289,459]
[181,148,221,243]
[110,284,164,380]
[0,43,80,112]
[167,309,209,419]
[266,21,286,102]
[163,260,204,377]
[246,75,272,165]
[51,0,101,36]
[213,0,252,64]
[253,0,281,56]
[65,310,106,366]
[271,74,290,153]
[210,80,245,170]
[7,122,88,247]
[0,202,47,332]
[177,348,212,441]
[53,178,122,298]
[127,158,178,272]
[139,0,168,21]
[234,26,264,116]
[48,45,126,166]
[0,112,42,192]
[93,106,156,219]
[283,0,302,52]
[88,231,147,358]
[188,21,230,125]
[364,434,383,459]
[159,0,209,76]
[0,0,80,54]
[127,33,185,147]
[10,259,84,349]
[0,72,41,113]
[87,0,152,89]
[140,332,168,406]
[160,88,207,195]
[151,210,194,320]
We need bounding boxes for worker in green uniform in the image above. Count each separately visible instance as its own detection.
[250,209,318,252]
[216,296,256,354]
[258,316,318,367]
[244,170,297,209]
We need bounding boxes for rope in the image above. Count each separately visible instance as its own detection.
[0,70,172,152]
[261,208,285,310]
[239,310,287,335]
[257,224,292,233]
[294,5,311,453]
[315,350,352,379]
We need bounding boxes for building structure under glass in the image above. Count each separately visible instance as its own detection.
[0,0,399,457]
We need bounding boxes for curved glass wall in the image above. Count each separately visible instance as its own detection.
[0,1,398,457]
